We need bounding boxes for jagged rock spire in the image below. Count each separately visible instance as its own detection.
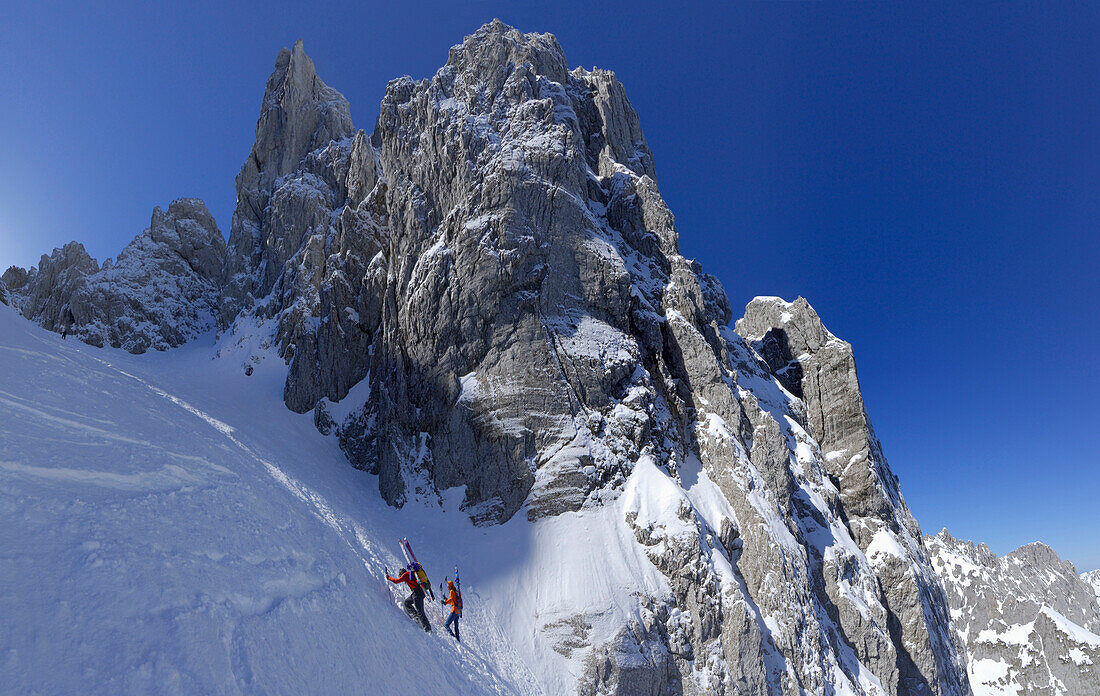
[245,40,354,193]
[220,40,356,328]
[8,242,99,330]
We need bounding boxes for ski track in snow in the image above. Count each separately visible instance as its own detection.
[107,362,378,568]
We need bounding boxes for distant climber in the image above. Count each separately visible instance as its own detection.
[442,579,462,641]
[387,564,430,632]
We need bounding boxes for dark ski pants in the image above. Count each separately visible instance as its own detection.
[404,586,428,630]
[445,611,460,641]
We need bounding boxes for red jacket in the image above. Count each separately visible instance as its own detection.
[387,569,420,592]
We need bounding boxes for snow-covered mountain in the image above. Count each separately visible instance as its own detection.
[3,199,224,353]
[1084,570,1100,602]
[927,531,1100,695]
[2,20,1095,695]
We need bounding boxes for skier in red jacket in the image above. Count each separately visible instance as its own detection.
[387,564,430,632]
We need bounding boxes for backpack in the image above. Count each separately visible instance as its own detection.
[409,562,428,591]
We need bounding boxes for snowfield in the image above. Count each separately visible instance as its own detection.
[0,305,667,695]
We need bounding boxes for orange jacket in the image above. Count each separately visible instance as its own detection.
[443,584,461,615]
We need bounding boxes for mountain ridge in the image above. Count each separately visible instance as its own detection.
[927,529,1100,694]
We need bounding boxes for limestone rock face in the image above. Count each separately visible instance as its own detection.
[365,20,651,522]
[1084,569,1100,601]
[69,199,226,353]
[928,531,1100,695]
[6,201,225,353]
[728,296,970,696]
[736,296,905,525]
[5,242,99,330]
[217,39,382,414]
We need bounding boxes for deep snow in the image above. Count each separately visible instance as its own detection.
[0,305,669,694]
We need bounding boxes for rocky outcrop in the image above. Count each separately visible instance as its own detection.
[5,242,99,330]
[67,199,225,353]
[928,530,1100,695]
[1,265,29,292]
[5,200,225,353]
[1084,569,1100,601]
[736,296,905,527]
[735,296,969,696]
[218,39,383,414]
[580,615,683,696]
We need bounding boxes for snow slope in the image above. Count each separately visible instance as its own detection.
[0,305,670,694]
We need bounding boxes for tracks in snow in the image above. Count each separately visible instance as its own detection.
[82,353,533,694]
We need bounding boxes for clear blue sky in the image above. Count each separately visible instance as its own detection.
[1,2,1097,569]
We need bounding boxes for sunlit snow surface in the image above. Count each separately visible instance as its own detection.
[0,305,667,694]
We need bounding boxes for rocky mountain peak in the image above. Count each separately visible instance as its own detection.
[73,199,224,353]
[142,198,226,278]
[735,296,837,379]
[1,265,30,293]
[445,19,570,102]
[251,40,354,189]
[43,241,98,273]
[7,242,99,329]
[1005,540,1071,570]
[928,529,1100,694]
[736,294,911,531]
[219,39,363,331]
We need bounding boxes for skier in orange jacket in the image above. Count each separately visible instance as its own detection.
[442,579,461,641]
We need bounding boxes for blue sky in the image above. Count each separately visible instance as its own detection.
[1,2,1097,569]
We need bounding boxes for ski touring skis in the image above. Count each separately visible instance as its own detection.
[399,538,435,600]
[453,565,462,617]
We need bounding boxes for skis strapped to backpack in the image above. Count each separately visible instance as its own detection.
[441,565,463,617]
[454,565,462,616]
[399,537,435,600]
